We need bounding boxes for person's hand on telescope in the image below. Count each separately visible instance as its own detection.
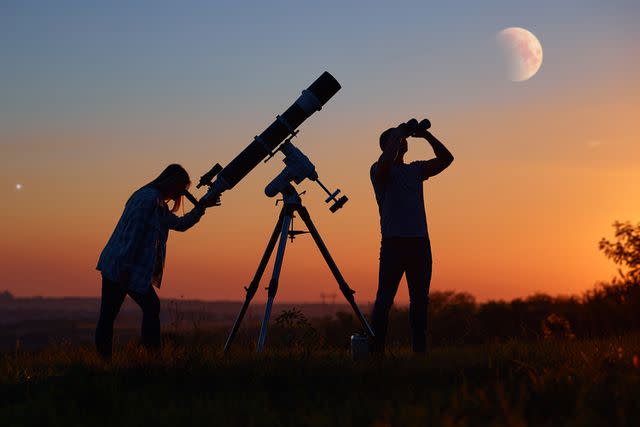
[200,194,222,208]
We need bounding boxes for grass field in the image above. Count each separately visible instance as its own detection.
[2,334,640,426]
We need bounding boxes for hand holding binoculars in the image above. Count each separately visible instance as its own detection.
[398,118,431,138]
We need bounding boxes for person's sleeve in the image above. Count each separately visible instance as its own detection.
[118,193,159,272]
[411,161,432,181]
[163,205,206,232]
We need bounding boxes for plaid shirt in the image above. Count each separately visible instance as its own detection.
[97,187,205,294]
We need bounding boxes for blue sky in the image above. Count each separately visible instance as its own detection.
[2,0,638,132]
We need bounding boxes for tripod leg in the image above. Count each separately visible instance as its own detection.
[297,206,375,337]
[257,209,293,353]
[223,209,286,353]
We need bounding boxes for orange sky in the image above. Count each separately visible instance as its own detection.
[3,1,640,303]
[2,76,638,303]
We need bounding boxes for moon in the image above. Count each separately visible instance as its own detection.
[497,27,543,82]
[15,183,23,191]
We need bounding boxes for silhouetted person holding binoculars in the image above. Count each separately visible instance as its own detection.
[95,164,220,360]
[370,118,454,354]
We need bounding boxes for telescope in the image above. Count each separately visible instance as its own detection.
[199,71,342,206]
[199,71,375,353]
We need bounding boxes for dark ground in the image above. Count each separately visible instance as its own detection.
[3,292,640,426]
[2,334,640,426]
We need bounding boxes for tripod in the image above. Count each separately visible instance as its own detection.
[224,185,375,353]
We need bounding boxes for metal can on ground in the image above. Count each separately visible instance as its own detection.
[350,334,369,361]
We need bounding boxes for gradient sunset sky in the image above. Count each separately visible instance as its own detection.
[1,0,639,302]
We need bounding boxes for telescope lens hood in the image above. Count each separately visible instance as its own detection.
[307,72,341,105]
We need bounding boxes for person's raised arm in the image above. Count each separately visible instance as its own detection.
[373,129,403,184]
[412,129,454,180]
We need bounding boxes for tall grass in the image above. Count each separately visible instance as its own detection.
[2,334,640,426]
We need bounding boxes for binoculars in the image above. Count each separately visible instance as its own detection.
[398,118,431,138]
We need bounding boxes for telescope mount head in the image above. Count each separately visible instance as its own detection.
[264,138,348,213]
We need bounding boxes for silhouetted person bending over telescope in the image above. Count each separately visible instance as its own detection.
[95,164,220,360]
[370,119,454,353]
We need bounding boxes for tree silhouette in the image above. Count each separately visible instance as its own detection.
[599,221,640,285]
[0,290,14,301]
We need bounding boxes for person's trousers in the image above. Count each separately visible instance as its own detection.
[95,274,161,359]
[371,237,432,353]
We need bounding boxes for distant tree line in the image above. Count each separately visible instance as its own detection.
[3,222,639,350]
[0,291,14,302]
[306,221,640,348]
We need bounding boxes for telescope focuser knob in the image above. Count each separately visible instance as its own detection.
[329,195,348,213]
[197,163,223,189]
